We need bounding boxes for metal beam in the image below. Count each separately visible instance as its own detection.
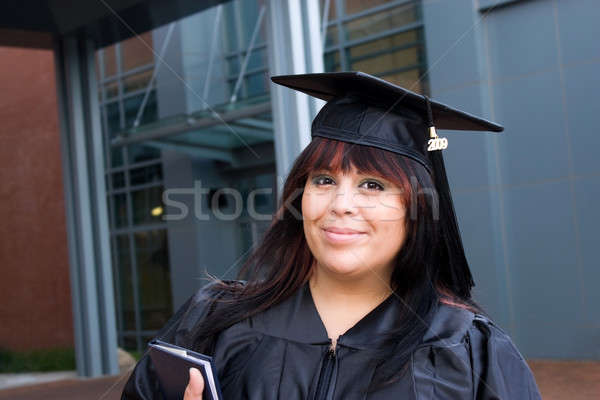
[148,139,234,162]
[54,34,119,377]
[266,0,324,197]
[111,101,271,146]
[230,4,266,103]
[133,22,176,128]
[202,4,224,110]
[214,122,272,141]
[321,0,331,46]
[234,117,273,131]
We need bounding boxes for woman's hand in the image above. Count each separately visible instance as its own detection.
[183,367,205,399]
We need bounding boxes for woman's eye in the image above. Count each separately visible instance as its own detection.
[360,180,384,191]
[312,176,334,186]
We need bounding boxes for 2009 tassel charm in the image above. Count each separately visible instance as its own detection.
[427,126,448,151]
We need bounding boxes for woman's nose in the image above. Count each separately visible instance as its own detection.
[329,182,357,216]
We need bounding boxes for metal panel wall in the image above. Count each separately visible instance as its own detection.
[422,0,600,359]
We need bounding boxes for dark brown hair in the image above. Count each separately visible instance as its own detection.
[187,136,479,392]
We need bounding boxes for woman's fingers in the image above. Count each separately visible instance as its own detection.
[183,367,205,400]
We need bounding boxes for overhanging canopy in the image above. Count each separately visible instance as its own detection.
[0,0,231,49]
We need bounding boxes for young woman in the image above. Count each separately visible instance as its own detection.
[122,72,542,399]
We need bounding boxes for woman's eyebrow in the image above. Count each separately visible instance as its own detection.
[311,169,391,184]
[355,172,388,181]
[311,168,334,175]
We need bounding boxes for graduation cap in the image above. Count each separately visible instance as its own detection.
[270,71,502,173]
[270,71,504,298]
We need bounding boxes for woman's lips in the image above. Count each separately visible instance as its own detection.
[321,227,367,243]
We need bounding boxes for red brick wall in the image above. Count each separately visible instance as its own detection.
[0,46,73,351]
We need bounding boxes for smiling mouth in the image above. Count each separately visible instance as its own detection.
[321,228,367,243]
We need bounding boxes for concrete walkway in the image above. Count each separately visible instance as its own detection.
[0,368,132,400]
[0,371,78,390]
[529,360,600,400]
[0,360,598,399]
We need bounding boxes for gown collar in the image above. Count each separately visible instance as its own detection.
[250,281,475,350]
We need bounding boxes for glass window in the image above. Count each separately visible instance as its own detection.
[105,102,125,168]
[124,91,158,129]
[324,24,339,48]
[132,186,165,226]
[244,71,269,99]
[102,123,110,170]
[320,0,337,21]
[324,51,341,72]
[104,81,119,100]
[141,335,157,348]
[112,171,126,189]
[223,4,241,53]
[380,68,424,93]
[226,55,241,77]
[343,3,418,41]
[95,53,103,83]
[113,193,128,228]
[123,69,153,95]
[347,29,423,78]
[111,147,124,168]
[344,0,391,15]
[104,44,117,77]
[128,144,160,164]
[238,221,254,256]
[226,56,268,100]
[349,46,420,75]
[348,29,419,58]
[238,0,268,48]
[130,163,163,186]
[106,101,121,137]
[222,0,270,103]
[322,1,426,93]
[121,32,154,72]
[122,335,137,351]
[242,172,276,216]
[135,229,172,331]
[114,235,135,331]
[246,47,267,72]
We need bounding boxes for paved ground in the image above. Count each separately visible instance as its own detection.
[0,368,132,400]
[0,371,78,390]
[0,360,598,399]
[528,360,600,400]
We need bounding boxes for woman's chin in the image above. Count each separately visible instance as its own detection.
[318,259,370,278]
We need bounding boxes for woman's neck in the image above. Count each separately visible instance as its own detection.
[308,265,395,349]
[309,269,393,303]
[309,261,395,302]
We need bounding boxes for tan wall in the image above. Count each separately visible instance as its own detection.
[0,46,73,351]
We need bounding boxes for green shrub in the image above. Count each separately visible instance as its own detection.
[129,350,143,361]
[0,347,76,372]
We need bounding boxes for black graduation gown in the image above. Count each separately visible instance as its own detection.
[122,280,542,399]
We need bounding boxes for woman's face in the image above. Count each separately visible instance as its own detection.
[302,166,407,282]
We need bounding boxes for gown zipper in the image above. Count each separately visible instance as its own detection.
[313,344,337,400]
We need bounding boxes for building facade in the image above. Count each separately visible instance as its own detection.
[98,0,430,355]
[0,47,73,351]
[1,0,598,377]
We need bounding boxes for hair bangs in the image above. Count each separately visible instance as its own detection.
[302,137,418,206]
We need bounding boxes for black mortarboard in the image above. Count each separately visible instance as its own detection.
[270,71,504,298]
[270,71,503,173]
